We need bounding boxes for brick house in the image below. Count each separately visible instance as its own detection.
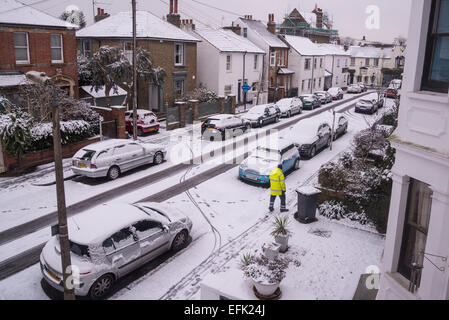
[76,4,199,115]
[0,0,79,99]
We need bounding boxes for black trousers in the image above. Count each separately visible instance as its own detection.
[269,194,286,210]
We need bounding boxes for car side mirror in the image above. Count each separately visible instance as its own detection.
[163,225,170,233]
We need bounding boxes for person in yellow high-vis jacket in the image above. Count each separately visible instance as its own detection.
[269,164,289,213]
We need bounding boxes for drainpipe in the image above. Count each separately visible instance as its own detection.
[311,55,315,94]
[243,51,247,110]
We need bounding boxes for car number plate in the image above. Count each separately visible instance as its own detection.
[78,163,87,168]
[246,173,258,180]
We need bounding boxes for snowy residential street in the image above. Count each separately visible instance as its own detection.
[0,93,392,300]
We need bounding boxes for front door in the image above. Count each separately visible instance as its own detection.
[149,85,160,112]
[238,81,242,103]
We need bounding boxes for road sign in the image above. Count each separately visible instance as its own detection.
[242,83,251,93]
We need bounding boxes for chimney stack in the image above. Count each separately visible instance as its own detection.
[95,7,110,23]
[180,18,195,31]
[223,23,241,36]
[267,13,276,34]
[167,0,181,28]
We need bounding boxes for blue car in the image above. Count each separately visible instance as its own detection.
[239,140,301,185]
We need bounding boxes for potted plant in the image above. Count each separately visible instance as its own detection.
[271,216,292,253]
[262,242,281,260]
[240,253,290,298]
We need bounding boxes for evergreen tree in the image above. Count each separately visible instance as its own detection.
[84,46,166,107]
[60,8,87,29]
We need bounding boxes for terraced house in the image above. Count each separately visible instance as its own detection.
[0,0,79,99]
[76,5,199,114]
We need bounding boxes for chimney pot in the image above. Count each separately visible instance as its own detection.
[190,19,193,24]
[174,0,178,14]
[97,7,101,15]
[101,9,104,15]
[169,0,173,14]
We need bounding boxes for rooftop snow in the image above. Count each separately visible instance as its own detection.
[283,35,325,56]
[0,73,28,87]
[349,46,393,59]
[0,0,78,29]
[317,43,351,56]
[81,86,127,98]
[240,18,288,49]
[195,28,265,54]
[77,11,199,42]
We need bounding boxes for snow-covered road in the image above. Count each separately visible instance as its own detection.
[0,93,391,300]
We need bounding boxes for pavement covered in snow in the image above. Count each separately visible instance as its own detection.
[0,93,392,300]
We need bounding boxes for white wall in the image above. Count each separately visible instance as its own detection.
[217,52,264,99]
[324,54,350,88]
[196,38,220,93]
[378,0,449,301]
[289,50,325,95]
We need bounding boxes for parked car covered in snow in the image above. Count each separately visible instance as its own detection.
[275,97,303,118]
[355,98,379,114]
[125,109,160,136]
[241,104,280,128]
[201,114,251,141]
[385,87,399,99]
[40,202,193,299]
[357,83,368,92]
[239,139,300,185]
[314,91,333,104]
[323,114,349,140]
[300,94,321,110]
[347,84,362,94]
[327,87,344,100]
[71,139,166,180]
[389,79,402,90]
[290,119,332,158]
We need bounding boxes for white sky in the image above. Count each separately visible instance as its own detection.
[22,0,411,43]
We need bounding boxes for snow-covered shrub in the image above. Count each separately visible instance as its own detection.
[241,254,290,285]
[29,120,94,151]
[0,95,12,114]
[60,98,100,133]
[0,111,33,158]
[77,54,93,86]
[318,161,348,192]
[181,86,218,103]
[318,201,346,220]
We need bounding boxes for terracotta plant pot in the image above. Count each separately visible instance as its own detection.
[252,279,280,297]
[274,234,289,253]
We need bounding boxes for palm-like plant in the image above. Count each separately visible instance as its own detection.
[271,216,292,237]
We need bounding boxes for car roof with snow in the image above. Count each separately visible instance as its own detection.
[68,203,151,244]
[125,109,155,116]
[206,114,235,120]
[78,139,132,152]
[255,138,296,154]
[248,104,274,112]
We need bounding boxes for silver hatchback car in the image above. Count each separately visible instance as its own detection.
[71,139,167,180]
[40,202,193,299]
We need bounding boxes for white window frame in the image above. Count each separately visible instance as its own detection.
[226,55,232,72]
[50,34,64,64]
[174,43,185,66]
[305,58,311,70]
[122,41,133,63]
[81,39,92,58]
[174,78,185,96]
[270,51,276,67]
[14,32,30,65]
[224,85,232,96]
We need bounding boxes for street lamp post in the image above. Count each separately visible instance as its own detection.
[25,71,75,300]
[132,0,138,140]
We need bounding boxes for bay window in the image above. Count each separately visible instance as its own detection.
[398,179,433,289]
[422,0,449,93]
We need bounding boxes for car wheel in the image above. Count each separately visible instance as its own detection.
[294,158,300,170]
[288,111,292,118]
[107,166,120,180]
[171,230,189,252]
[137,128,143,136]
[327,137,332,147]
[258,119,263,127]
[245,123,251,132]
[309,146,316,158]
[275,116,280,123]
[153,152,164,165]
[89,274,115,300]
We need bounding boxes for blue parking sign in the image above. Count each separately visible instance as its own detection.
[242,83,251,93]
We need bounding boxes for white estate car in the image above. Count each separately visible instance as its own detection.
[275,97,303,118]
[40,203,193,299]
[347,84,362,94]
[71,139,166,180]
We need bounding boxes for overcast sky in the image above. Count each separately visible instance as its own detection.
[29,0,412,43]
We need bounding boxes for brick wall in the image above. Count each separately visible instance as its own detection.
[3,136,101,173]
[0,25,79,97]
[91,105,127,139]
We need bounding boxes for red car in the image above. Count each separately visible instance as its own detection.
[385,88,398,99]
[125,109,160,135]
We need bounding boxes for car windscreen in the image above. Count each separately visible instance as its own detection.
[70,241,90,258]
[248,107,265,114]
[75,149,96,161]
[359,99,372,104]
[276,100,291,108]
[204,119,222,126]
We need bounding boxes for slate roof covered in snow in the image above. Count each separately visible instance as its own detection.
[0,72,28,87]
[283,35,325,56]
[0,0,78,29]
[240,18,288,49]
[349,46,393,59]
[77,11,199,42]
[195,28,265,54]
[317,43,351,56]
